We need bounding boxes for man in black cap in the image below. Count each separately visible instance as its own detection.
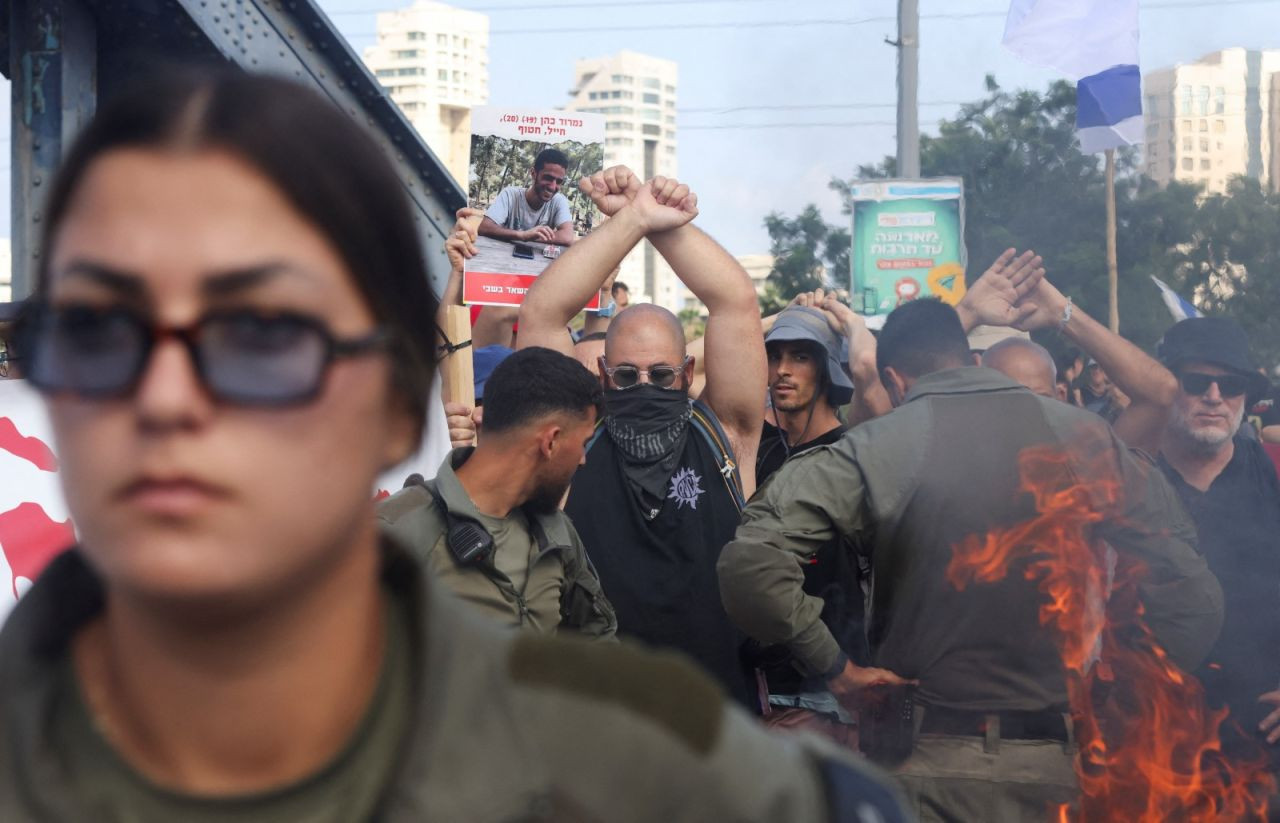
[1153,317,1280,765]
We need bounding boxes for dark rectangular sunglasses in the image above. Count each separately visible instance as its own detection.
[1177,371,1251,399]
[15,302,387,406]
[602,357,690,390]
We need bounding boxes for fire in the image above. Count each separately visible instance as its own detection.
[946,440,1274,822]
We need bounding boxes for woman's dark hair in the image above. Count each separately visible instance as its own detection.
[37,68,438,432]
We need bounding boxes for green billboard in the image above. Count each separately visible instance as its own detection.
[849,178,967,322]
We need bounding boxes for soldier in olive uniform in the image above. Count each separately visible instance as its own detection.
[379,346,616,640]
[719,299,1223,821]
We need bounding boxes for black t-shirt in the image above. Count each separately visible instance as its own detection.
[756,422,847,486]
[565,406,758,710]
[754,423,868,696]
[1159,437,1280,761]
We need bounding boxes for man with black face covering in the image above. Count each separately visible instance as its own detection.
[518,165,767,709]
[378,347,617,639]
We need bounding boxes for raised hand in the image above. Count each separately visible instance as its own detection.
[579,165,642,217]
[957,248,1045,330]
[445,207,483,272]
[631,175,698,234]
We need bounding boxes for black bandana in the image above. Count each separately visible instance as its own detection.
[604,385,693,515]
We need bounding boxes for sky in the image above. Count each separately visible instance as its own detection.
[4,0,1279,258]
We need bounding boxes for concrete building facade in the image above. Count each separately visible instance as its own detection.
[1143,48,1280,195]
[565,50,680,311]
[363,1,489,186]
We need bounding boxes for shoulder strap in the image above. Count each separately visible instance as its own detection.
[391,475,450,560]
[585,417,607,454]
[689,403,746,511]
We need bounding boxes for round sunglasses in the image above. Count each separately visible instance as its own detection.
[15,302,388,406]
[602,357,690,390]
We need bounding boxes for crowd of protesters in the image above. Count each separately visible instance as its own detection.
[1,68,1279,823]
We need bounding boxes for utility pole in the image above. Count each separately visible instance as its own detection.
[896,0,920,178]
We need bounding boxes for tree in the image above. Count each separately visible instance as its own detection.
[767,76,1280,360]
[760,205,851,313]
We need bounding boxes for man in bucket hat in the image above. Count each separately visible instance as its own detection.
[1155,317,1280,769]
[748,292,888,747]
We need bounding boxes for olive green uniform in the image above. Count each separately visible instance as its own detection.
[718,367,1224,821]
[378,447,616,640]
[0,544,909,822]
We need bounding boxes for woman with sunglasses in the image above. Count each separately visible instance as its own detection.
[0,70,905,822]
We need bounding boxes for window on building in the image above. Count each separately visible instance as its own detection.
[1217,141,1224,149]
[642,108,660,121]
[408,32,425,41]
[393,49,419,58]
[1214,86,1225,114]
[642,124,661,136]
[1182,119,1192,131]
[606,121,628,131]
[1200,158,1211,170]
[437,34,447,45]
[1199,119,1208,132]
[452,71,461,82]
[664,130,676,140]
[438,69,447,81]
[1183,137,1193,151]
[1182,157,1194,171]
[1197,86,1210,116]
[1145,95,1158,116]
[664,84,676,94]
[376,69,394,78]
[664,115,675,125]
[642,93,660,104]
[1214,120,1226,133]
[1200,137,1209,151]
[610,91,622,99]
[1180,85,1193,115]
[611,74,633,84]
[643,77,660,89]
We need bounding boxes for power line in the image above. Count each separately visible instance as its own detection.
[680,100,967,115]
[682,120,897,131]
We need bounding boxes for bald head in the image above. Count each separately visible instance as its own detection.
[982,338,1058,398]
[604,303,686,362]
[601,303,691,390]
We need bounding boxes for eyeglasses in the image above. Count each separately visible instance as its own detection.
[15,302,387,406]
[1177,371,1251,399]
[602,357,690,390]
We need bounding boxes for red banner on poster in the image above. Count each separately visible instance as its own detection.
[464,270,601,310]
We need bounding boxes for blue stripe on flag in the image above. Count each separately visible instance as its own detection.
[1077,64,1142,130]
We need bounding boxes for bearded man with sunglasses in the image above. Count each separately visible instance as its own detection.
[1153,317,1280,767]
[518,166,767,710]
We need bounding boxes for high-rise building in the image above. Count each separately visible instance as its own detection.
[678,254,773,317]
[363,1,489,186]
[1143,48,1280,195]
[565,51,679,311]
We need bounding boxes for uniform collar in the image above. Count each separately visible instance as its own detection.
[902,366,1029,404]
[433,447,575,549]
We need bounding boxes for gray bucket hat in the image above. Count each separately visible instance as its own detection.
[764,306,855,406]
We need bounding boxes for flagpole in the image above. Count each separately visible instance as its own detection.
[1105,148,1119,333]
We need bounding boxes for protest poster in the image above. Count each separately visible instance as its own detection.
[464,106,604,309]
[848,178,967,323]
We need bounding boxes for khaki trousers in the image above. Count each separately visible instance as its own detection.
[893,733,1078,823]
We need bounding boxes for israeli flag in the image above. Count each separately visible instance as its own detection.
[1003,0,1142,154]
[1150,276,1202,321]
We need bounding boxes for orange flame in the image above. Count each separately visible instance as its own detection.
[946,441,1274,822]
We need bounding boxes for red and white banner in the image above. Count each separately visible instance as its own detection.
[0,380,74,623]
[463,270,601,310]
